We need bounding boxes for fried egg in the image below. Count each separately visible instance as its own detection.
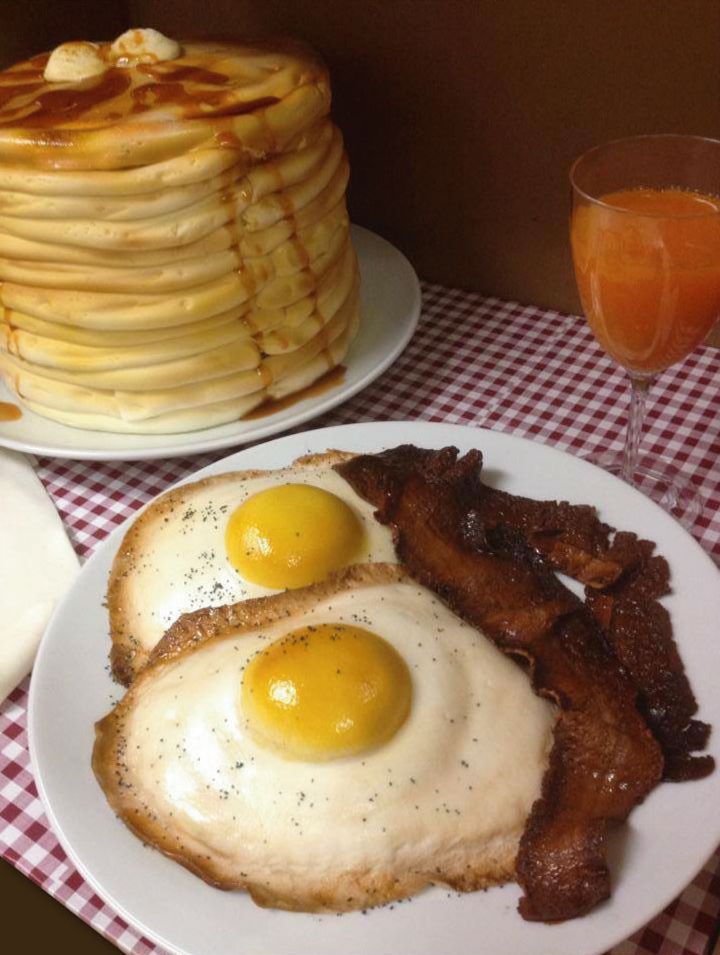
[94,564,556,913]
[107,451,396,684]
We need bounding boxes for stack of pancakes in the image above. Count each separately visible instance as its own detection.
[0,33,359,433]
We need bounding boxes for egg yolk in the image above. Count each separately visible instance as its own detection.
[241,623,412,761]
[225,484,365,590]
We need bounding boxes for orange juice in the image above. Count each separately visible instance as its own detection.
[571,188,720,374]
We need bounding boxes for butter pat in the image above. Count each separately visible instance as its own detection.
[44,41,107,83]
[111,28,181,65]
[43,29,181,83]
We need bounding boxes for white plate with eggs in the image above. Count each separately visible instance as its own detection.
[29,420,720,955]
[0,226,420,461]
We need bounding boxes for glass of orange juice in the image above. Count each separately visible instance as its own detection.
[570,134,720,521]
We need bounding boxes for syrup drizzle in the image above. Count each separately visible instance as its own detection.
[0,401,22,421]
[242,365,345,419]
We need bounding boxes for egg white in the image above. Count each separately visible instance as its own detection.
[95,566,556,912]
[107,451,395,683]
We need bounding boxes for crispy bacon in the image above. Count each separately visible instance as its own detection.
[463,465,714,782]
[336,445,667,921]
[585,552,713,781]
[470,483,626,588]
[347,443,713,781]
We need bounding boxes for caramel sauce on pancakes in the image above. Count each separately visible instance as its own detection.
[242,364,346,419]
[0,38,327,165]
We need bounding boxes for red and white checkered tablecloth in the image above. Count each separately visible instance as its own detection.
[1,284,719,955]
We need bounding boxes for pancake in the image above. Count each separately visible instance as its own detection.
[1,284,358,425]
[0,41,331,170]
[18,315,356,434]
[0,32,360,433]
[0,208,349,294]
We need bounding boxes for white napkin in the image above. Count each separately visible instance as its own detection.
[0,449,80,702]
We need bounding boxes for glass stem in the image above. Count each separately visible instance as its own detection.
[622,375,654,485]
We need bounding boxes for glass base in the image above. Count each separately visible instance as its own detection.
[586,450,703,529]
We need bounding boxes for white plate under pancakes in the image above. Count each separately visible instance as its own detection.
[28,421,720,955]
[0,227,420,460]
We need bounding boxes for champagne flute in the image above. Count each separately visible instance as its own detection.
[570,134,720,522]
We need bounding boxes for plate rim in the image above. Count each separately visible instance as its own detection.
[27,420,720,955]
[0,226,421,461]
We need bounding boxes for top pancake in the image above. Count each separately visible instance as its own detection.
[0,39,330,170]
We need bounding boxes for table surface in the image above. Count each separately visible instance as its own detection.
[1,283,719,955]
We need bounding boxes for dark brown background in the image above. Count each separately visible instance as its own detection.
[1,1,719,951]
[2,0,720,316]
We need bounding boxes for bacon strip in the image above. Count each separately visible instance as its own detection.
[464,468,714,782]
[469,482,626,588]
[336,445,664,921]
[585,550,713,781]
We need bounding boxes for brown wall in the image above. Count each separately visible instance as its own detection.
[127,0,720,315]
[1,0,126,68]
[3,1,720,316]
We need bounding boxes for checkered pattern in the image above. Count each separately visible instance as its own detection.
[1,284,719,954]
